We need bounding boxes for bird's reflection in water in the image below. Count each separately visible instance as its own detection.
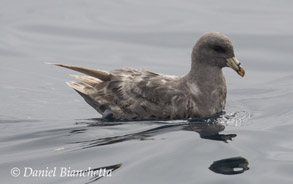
[72,117,249,177]
[184,122,236,143]
[73,120,236,149]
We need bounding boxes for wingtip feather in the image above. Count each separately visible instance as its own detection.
[47,63,110,81]
[45,62,62,66]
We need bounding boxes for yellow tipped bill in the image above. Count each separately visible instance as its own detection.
[226,57,245,77]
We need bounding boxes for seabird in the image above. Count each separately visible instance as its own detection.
[50,32,245,120]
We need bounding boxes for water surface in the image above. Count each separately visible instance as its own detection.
[1,0,293,183]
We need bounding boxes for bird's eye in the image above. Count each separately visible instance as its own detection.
[211,45,226,53]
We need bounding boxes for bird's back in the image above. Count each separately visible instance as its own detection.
[73,67,192,120]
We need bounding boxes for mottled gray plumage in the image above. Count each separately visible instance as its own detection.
[51,32,245,120]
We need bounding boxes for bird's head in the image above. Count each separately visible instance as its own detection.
[192,32,245,77]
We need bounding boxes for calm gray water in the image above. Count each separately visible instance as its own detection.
[1,0,293,183]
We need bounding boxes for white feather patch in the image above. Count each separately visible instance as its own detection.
[187,82,201,95]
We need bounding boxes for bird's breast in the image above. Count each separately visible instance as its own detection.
[186,78,226,118]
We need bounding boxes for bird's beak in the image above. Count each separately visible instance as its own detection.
[226,57,245,77]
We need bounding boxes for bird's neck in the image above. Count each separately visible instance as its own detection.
[185,62,225,87]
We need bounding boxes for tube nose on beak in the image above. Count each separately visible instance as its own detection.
[226,57,245,77]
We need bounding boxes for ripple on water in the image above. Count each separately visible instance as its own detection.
[199,111,252,126]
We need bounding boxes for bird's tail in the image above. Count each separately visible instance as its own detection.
[47,63,110,94]
[48,63,109,114]
[47,63,110,81]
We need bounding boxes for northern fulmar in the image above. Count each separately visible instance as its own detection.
[50,32,245,120]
